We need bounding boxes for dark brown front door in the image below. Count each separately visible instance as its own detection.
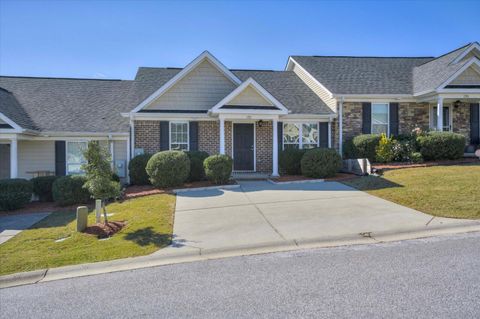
[233,123,254,171]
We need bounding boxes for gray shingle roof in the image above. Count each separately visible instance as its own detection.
[0,87,37,130]
[291,56,433,95]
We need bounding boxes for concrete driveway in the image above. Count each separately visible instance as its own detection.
[169,181,478,254]
[0,213,50,244]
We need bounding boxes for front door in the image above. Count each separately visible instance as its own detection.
[233,123,254,171]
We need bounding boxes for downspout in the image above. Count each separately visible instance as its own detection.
[339,96,344,157]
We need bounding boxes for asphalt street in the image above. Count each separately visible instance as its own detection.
[1,232,479,319]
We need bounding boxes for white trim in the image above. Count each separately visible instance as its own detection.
[210,78,289,114]
[286,57,334,99]
[371,102,390,136]
[169,121,189,151]
[219,118,225,155]
[429,102,453,132]
[282,122,320,150]
[451,43,480,64]
[0,113,24,133]
[231,121,256,172]
[272,119,279,177]
[339,97,343,156]
[9,136,18,178]
[438,58,480,90]
[130,51,241,113]
[328,120,332,148]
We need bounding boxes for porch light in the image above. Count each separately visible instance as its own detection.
[453,100,462,108]
[258,120,264,127]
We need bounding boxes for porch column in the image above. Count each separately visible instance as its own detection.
[328,120,332,148]
[272,119,279,177]
[437,96,443,131]
[10,137,18,178]
[219,117,225,155]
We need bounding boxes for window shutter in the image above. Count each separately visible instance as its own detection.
[189,121,199,151]
[362,102,372,134]
[55,141,66,176]
[319,122,329,148]
[159,121,169,151]
[389,102,399,136]
[470,103,480,145]
[278,122,283,151]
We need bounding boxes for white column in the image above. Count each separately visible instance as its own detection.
[328,120,332,148]
[272,119,279,177]
[219,117,225,155]
[339,98,344,156]
[10,137,18,178]
[437,96,443,131]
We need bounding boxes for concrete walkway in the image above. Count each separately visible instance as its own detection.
[0,213,50,244]
[166,180,479,254]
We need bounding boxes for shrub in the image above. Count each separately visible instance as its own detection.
[203,154,233,184]
[279,148,306,175]
[186,151,209,182]
[52,175,90,206]
[300,148,342,178]
[0,179,33,211]
[31,176,58,202]
[344,134,381,161]
[375,133,396,163]
[417,132,466,161]
[128,154,152,185]
[410,152,424,163]
[111,173,120,183]
[146,151,190,188]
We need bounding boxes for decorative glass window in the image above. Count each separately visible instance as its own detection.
[283,123,300,149]
[301,123,319,149]
[66,141,87,175]
[371,103,389,135]
[283,123,319,149]
[170,122,189,151]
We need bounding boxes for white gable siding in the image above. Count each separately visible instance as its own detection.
[460,49,480,63]
[145,60,237,111]
[450,66,480,85]
[227,85,273,106]
[291,63,337,112]
[18,140,55,179]
[0,118,6,124]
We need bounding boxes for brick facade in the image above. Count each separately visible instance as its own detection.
[134,120,161,154]
[198,121,219,155]
[255,121,273,173]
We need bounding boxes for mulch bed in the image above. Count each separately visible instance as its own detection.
[84,221,126,238]
[372,157,479,171]
[271,173,357,183]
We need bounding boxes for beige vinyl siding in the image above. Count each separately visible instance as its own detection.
[450,66,480,85]
[227,85,273,106]
[291,63,337,112]
[113,140,127,162]
[18,140,55,179]
[145,60,237,111]
[460,49,480,62]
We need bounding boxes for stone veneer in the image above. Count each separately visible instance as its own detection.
[398,102,429,134]
[452,103,471,144]
[341,102,363,142]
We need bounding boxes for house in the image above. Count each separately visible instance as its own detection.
[1,42,479,180]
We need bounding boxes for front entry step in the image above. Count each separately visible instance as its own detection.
[232,172,270,180]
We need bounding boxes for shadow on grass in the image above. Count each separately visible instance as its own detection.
[124,226,172,247]
[29,211,77,229]
[343,175,403,191]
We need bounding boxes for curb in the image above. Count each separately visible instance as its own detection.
[172,184,240,193]
[1,223,479,289]
[267,178,325,185]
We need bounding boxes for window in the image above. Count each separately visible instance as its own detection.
[431,106,451,132]
[66,141,87,175]
[371,103,389,135]
[283,123,318,149]
[170,122,189,151]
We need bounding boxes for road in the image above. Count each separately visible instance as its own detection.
[1,232,479,319]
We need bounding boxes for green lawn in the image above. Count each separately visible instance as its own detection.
[343,163,480,220]
[0,194,175,276]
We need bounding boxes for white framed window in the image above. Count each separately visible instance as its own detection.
[66,141,87,175]
[283,122,319,149]
[430,105,452,132]
[170,122,189,151]
[371,103,389,135]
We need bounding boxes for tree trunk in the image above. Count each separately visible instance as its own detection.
[102,200,108,224]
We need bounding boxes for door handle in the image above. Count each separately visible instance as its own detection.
[250,145,254,151]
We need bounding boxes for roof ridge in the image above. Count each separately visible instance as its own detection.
[305,55,433,59]
[231,69,278,72]
[0,75,127,81]
[415,42,474,67]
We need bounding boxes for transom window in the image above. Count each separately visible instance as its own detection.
[371,103,389,135]
[283,123,318,149]
[66,141,87,175]
[170,122,189,151]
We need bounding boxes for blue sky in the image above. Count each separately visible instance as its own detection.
[1,0,479,79]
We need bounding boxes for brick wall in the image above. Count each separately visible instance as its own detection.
[198,121,219,155]
[255,121,273,173]
[134,120,161,154]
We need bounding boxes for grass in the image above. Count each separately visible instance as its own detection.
[343,163,480,220]
[0,194,175,276]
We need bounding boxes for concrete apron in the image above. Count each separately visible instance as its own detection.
[1,181,479,289]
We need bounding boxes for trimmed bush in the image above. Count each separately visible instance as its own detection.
[301,148,342,178]
[203,154,233,184]
[52,175,90,206]
[417,132,466,161]
[344,134,381,161]
[375,133,396,163]
[128,154,152,185]
[146,151,190,188]
[31,176,58,202]
[410,152,424,163]
[0,179,33,211]
[279,148,306,175]
[186,151,209,182]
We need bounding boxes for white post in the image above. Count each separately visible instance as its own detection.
[437,96,443,131]
[219,117,225,155]
[272,119,279,177]
[95,199,102,223]
[328,120,332,148]
[339,98,344,156]
[10,137,18,178]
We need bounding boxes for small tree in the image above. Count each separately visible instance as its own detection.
[81,141,121,224]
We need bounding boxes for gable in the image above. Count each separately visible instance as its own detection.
[226,85,273,107]
[461,48,480,62]
[449,65,480,86]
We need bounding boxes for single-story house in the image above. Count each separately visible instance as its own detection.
[1,42,479,181]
